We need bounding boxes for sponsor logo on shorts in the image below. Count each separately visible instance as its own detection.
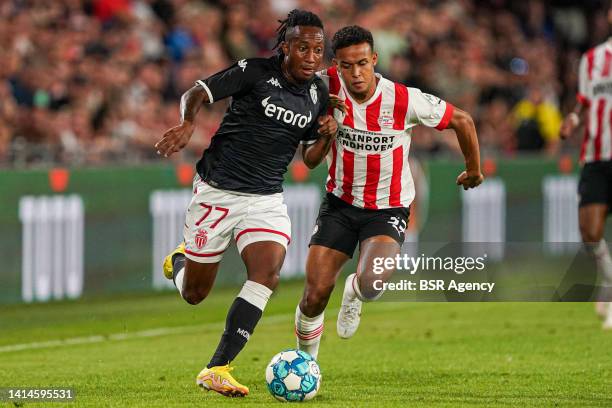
[195,229,208,249]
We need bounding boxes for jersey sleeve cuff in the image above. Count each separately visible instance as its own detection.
[435,103,454,130]
[300,139,318,145]
[195,80,214,104]
[576,93,590,107]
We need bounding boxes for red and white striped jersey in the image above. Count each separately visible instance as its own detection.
[317,67,454,209]
[578,39,612,163]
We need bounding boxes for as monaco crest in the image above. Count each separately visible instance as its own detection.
[195,229,208,249]
[310,83,318,104]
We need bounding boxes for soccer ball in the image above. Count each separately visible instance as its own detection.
[265,349,321,402]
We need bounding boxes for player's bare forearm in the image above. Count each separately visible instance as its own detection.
[302,115,338,169]
[302,135,334,169]
[155,86,209,157]
[180,85,209,124]
[449,108,480,173]
[448,107,483,190]
[560,103,586,139]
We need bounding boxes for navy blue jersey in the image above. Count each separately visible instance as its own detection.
[195,55,329,194]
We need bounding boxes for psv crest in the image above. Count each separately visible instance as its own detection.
[195,229,208,249]
[310,83,318,104]
[378,110,394,128]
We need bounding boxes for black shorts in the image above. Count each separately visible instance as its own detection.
[309,193,410,258]
[578,161,612,211]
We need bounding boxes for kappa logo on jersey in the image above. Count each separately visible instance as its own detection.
[388,216,407,237]
[261,96,313,128]
[238,59,247,72]
[310,83,318,104]
[195,229,208,249]
[267,77,282,88]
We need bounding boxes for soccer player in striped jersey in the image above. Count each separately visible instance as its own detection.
[560,2,612,328]
[294,25,483,357]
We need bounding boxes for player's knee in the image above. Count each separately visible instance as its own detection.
[303,284,333,311]
[579,222,603,243]
[181,286,210,305]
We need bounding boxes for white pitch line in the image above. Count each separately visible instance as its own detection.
[0,301,405,355]
[0,313,290,354]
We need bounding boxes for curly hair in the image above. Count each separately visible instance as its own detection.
[273,9,324,55]
[331,25,374,54]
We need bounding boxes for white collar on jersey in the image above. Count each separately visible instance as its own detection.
[340,72,384,106]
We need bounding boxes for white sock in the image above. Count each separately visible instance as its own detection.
[593,239,612,286]
[345,273,361,301]
[350,273,383,302]
[174,267,185,296]
[295,305,324,360]
[237,280,273,311]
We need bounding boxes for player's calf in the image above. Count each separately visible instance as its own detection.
[295,283,334,360]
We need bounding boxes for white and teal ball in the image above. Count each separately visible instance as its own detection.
[265,349,321,402]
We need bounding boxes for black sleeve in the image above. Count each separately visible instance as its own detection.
[300,83,330,145]
[195,58,264,103]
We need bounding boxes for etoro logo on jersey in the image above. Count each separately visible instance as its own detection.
[261,96,312,128]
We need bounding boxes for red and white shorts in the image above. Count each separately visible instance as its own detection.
[183,177,291,263]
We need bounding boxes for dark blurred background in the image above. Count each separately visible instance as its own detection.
[0,0,609,167]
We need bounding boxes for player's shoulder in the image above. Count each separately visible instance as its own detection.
[311,75,329,93]
[316,66,339,81]
[583,41,608,59]
[378,74,403,91]
[234,57,276,78]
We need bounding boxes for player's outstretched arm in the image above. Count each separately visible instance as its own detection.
[302,115,338,169]
[560,104,586,139]
[155,85,209,157]
[447,107,484,190]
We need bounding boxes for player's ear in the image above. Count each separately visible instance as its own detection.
[332,58,338,68]
[281,41,290,57]
[372,52,378,67]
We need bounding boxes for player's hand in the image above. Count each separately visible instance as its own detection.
[456,169,484,190]
[329,94,347,114]
[155,122,194,157]
[317,115,337,139]
[560,113,579,139]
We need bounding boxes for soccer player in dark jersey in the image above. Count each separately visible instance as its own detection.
[293,26,483,358]
[560,2,612,328]
[154,10,336,397]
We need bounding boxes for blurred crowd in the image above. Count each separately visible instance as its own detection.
[0,0,610,166]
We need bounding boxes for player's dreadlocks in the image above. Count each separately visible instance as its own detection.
[331,25,374,53]
[273,9,324,55]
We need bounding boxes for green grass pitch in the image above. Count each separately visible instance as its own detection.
[1,279,611,407]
